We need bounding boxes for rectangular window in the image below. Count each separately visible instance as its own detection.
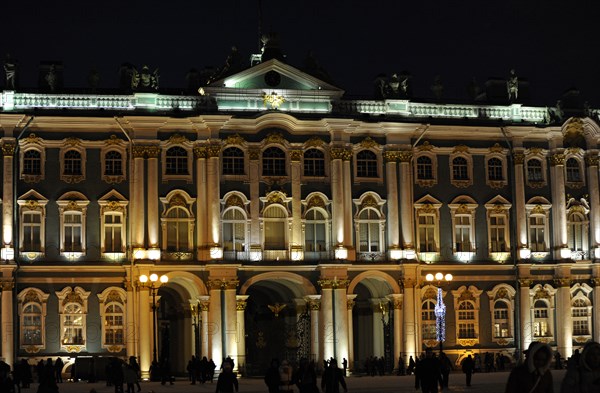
[490,216,506,252]
[529,216,546,251]
[23,211,42,252]
[455,216,471,251]
[418,215,436,252]
[223,222,245,252]
[64,213,82,252]
[104,214,123,253]
[458,323,476,338]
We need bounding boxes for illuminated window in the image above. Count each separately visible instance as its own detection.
[18,288,49,350]
[165,207,191,252]
[572,298,590,336]
[104,151,123,176]
[356,150,378,178]
[567,212,588,254]
[418,215,436,252]
[63,212,83,252]
[357,208,382,252]
[304,208,327,252]
[489,215,507,252]
[262,147,286,176]
[454,215,472,252]
[533,300,550,337]
[421,299,437,340]
[417,156,433,180]
[222,208,247,252]
[62,303,84,345]
[24,150,42,175]
[166,146,188,175]
[303,149,325,177]
[566,158,582,183]
[222,147,245,175]
[458,301,476,338]
[263,205,287,250]
[22,211,42,252]
[104,303,124,345]
[492,301,510,338]
[103,213,123,253]
[528,215,547,252]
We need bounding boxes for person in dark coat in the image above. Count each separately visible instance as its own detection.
[54,358,63,383]
[293,358,319,393]
[321,358,347,393]
[505,341,553,393]
[264,358,281,393]
[408,356,416,376]
[462,354,475,387]
[561,341,600,393]
[215,360,238,393]
[128,356,141,392]
[439,352,452,389]
[416,349,442,393]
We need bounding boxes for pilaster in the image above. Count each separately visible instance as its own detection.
[514,151,528,251]
[398,151,414,251]
[290,150,303,253]
[195,147,208,259]
[132,145,146,248]
[384,151,400,252]
[207,144,221,247]
[2,142,15,250]
[1,278,14,367]
[248,148,261,247]
[549,152,567,258]
[586,153,600,251]
[146,145,160,249]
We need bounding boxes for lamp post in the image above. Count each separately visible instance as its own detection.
[139,273,168,364]
[190,301,201,358]
[425,272,453,355]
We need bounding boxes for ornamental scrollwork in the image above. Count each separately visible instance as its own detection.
[417,141,434,151]
[457,339,478,347]
[533,288,551,300]
[305,137,325,148]
[398,151,412,162]
[585,155,599,167]
[289,150,303,162]
[360,195,378,210]
[263,132,287,146]
[306,196,326,210]
[513,153,525,165]
[318,278,350,289]
[225,195,244,208]
[168,134,189,145]
[224,134,246,146]
[105,135,124,145]
[553,278,571,288]
[453,145,470,154]
[236,300,248,311]
[383,151,399,162]
[24,133,43,145]
[64,137,82,147]
[489,143,504,153]
[248,148,260,161]
[359,137,380,149]
[207,278,240,290]
[206,145,221,158]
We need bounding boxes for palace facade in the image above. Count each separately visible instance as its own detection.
[0,58,599,377]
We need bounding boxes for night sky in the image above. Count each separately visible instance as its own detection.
[3,0,599,106]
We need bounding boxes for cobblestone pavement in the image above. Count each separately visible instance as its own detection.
[26,370,567,393]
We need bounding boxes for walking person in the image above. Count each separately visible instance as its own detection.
[416,349,442,393]
[215,360,238,393]
[462,354,475,387]
[321,358,347,393]
[264,358,281,393]
[54,358,63,383]
[128,356,141,392]
[561,341,600,393]
[505,341,553,393]
[439,352,452,389]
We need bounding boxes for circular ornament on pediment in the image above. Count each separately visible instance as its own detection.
[264,71,281,87]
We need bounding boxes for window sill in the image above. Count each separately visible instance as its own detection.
[491,337,514,346]
[61,175,85,184]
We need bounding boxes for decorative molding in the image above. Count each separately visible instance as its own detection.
[330,148,352,161]
[263,132,287,145]
[248,148,260,161]
[225,195,244,208]
[457,338,478,347]
[359,137,379,149]
[489,143,504,153]
[585,155,599,167]
[417,141,434,151]
[224,134,246,146]
[168,134,189,145]
[318,278,350,289]
[105,135,124,145]
[193,146,207,159]
[383,150,399,162]
[513,153,525,165]
[206,145,221,158]
[289,150,303,162]
[305,137,325,148]
[306,196,326,210]
[2,142,16,156]
[554,278,571,288]
[207,278,239,290]
[549,153,565,166]
[132,146,146,158]
[0,280,15,290]
[398,151,413,163]
[359,195,378,210]
[453,145,470,154]
[23,133,43,145]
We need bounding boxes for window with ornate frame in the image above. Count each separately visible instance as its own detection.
[566,198,590,260]
[302,193,331,260]
[222,147,245,176]
[222,207,247,252]
[100,135,127,184]
[353,138,383,182]
[98,287,127,352]
[18,288,49,352]
[56,286,90,352]
[160,190,196,260]
[98,190,128,260]
[353,193,386,260]
[565,157,583,184]
[20,134,46,183]
[420,285,443,347]
[416,156,434,181]
[414,195,442,262]
[525,148,547,187]
[263,205,288,250]
[530,284,556,340]
[525,197,551,258]
[452,285,482,346]
[161,134,193,182]
[449,196,477,260]
[485,196,511,261]
[356,150,378,178]
[303,148,326,177]
[486,284,516,345]
[57,192,89,259]
[414,143,437,188]
[17,190,48,259]
[60,143,86,184]
[571,284,593,341]
[262,146,287,177]
[449,147,473,188]
[485,151,508,189]
[165,146,188,175]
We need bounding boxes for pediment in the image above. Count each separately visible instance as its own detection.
[18,189,48,202]
[206,59,343,93]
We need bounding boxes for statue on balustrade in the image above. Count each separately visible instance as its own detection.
[507,68,519,101]
[3,53,17,90]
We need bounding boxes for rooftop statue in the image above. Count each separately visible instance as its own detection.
[388,73,400,98]
[399,71,412,98]
[507,68,518,101]
[3,53,17,90]
[134,65,159,91]
[431,75,444,101]
[45,64,58,92]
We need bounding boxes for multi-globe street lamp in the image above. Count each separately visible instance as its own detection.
[425,272,453,354]
[139,273,169,364]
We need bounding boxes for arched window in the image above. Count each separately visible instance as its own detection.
[222,147,245,175]
[487,158,503,181]
[533,300,551,337]
[222,208,247,252]
[304,209,327,252]
[457,301,476,338]
[263,205,287,250]
[356,150,378,178]
[417,156,433,180]
[492,301,510,338]
[165,207,191,252]
[104,303,124,345]
[572,298,590,336]
[566,158,582,182]
[104,151,123,176]
[304,149,325,177]
[452,157,469,180]
[64,150,82,175]
[262,147,286,176]
[62,303,85,345]
[24,150,42,175]
[527,159,543,182]
[165,146,188,175]
[357,208,381,252]
[22,303,43,345]
[421,299,437,340]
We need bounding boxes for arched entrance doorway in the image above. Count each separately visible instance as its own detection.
[240,273,316,376]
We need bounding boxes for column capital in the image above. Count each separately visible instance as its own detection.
[248,148,260,161]
[199,300,210,311]
[236,299,248,311]
[1,142,16,156]
[206,145,221,158]
[318,277,349,289]
[207,278,239,290]
[346,294,357,310]
[194,146,207,159]
[398,151,413,163]
[383,150,400,163]
[549,153,565,166]
[513,153,525,165]
[585,154,599,167]
[591,278,600,287]
[554,278,571,288]
[145,145,161,158]
[518,278,533,288]
[330,148,352,161]
[0,279,15,291]
[289,150,303,162]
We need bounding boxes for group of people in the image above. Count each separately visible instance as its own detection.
[265,357,347,393]
[363,356,387,376]
[186,355,217,384]
[104,357,141,393]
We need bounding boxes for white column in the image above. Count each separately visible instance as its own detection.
[402,268,418,360]
[514,152,528,251]
[207,146,221,247]
[223,286,238,368]
[199,297,210,359]
[1,281,14,367]
[126,282,136,358]
[146,148,159,249]
[132,147,146,248]
[306,295,321,365]
[371,300,384,357]
[320,285,334,361]
[330,149,345,246]
[384,153,400,252]
[2,144,15,248]
[249,150,261,246]
[519,280,533,353]
[236,295,248,373]
[399,152,414,250]
[550,152,568,258]
[346,294,357,372]
[343,158,353,252]
[388,294,404,371]
[138,287,151,379]
[290,152,303,253]
[586,154,600,250]
[208,284,223,364]
[555,279,573,358]
[334,285,349,362]
[195,148,208,258]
